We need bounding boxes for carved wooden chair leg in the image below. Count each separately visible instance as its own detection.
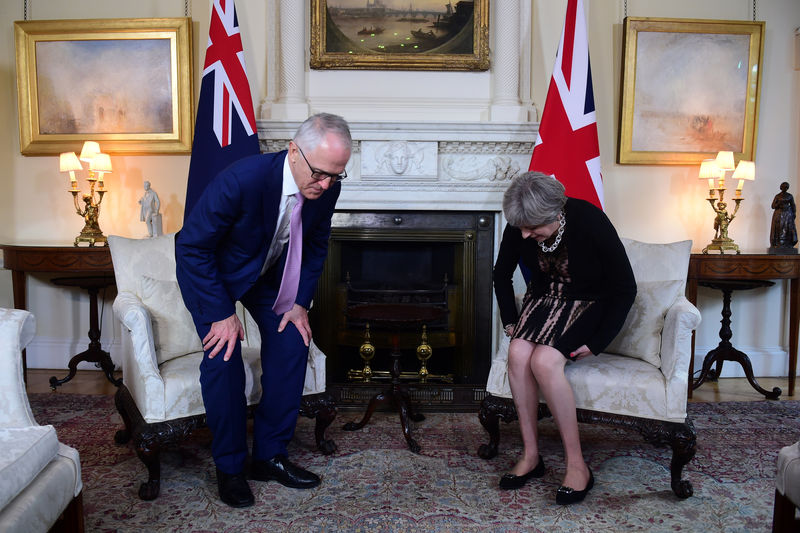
[478,395,517,459]
[300,391,338,455]
[668,421,697,499]
[135,440,162,501]
[113,387,134,445]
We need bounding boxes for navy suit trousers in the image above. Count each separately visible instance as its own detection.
[195,274,310,474]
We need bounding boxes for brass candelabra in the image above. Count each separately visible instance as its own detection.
[59,143,111,247]
[699,153,754,255]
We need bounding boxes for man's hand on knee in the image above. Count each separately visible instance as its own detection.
[204,313,245,361]
[277,304,311,347]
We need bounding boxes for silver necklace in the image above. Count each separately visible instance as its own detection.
[538,212,565,253]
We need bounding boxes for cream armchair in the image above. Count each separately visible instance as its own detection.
[0,308,84,533]
[108,234,336,501]
[479,238,701,499]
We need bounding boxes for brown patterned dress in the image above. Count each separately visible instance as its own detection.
[511,242,600,360]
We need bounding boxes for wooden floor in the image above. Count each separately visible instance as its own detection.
[24,369,794,403]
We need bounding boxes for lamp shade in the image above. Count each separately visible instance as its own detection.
[698,159,720,179]
[59,152,82,172]
[731,160,755,181]
[715,151,736,172]
[79,141,101,163]
[89,153,112,173]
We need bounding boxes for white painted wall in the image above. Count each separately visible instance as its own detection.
[0,0,797,382]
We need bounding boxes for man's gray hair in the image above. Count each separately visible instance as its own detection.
[293,113,352,152]
[503,171,567,227]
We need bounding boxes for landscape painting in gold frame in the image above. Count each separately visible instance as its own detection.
[15,17,193,155]
[618,17,764,165]
[310,0,489,71]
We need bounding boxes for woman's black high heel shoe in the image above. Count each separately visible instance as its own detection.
[498,455,546,490]
[556,468,594,505]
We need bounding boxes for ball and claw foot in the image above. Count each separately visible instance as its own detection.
[114,429,131,444]
[138,479,160,500]
[477,443,499,460]
[407,438,421,454]
[318,438,337,455]
[672,479,693,499]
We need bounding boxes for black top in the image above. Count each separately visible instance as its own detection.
[493,198,637,354]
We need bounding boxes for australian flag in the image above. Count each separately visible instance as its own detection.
[529,0,603,209]
[184,0,260,220]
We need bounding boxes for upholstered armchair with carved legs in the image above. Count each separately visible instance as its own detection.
[108,233,337,501]
[478,238,701,498]
[0,308,84,532]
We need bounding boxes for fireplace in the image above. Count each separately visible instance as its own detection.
[258,119,538,409]
[310,210,495,409]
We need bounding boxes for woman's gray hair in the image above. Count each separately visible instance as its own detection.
[503,171,567,227]
[293,113,352,152]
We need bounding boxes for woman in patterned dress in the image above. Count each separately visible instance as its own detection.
[493,172,636,504]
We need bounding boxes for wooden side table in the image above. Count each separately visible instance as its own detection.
[1,244,116,385]
[687,253,800,398]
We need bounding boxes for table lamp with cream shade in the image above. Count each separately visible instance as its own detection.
[700,150,755,254]
[58,141,112,247]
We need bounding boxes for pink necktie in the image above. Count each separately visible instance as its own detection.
[272,193,304,314]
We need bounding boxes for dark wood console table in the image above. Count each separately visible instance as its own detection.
[1,244,117,386]
[686,253,800,398]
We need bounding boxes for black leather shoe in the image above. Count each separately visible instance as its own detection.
[556,468,594,505]
[216,468,254,508]
[498,455,546,490]
[251,455,321,489]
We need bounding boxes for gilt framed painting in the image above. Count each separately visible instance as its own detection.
[310,0,489,71]
[14,17,194,155]
[618,17,764,165]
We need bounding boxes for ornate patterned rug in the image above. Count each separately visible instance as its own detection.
[29,393,798,533]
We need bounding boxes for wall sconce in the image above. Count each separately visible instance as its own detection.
[700,151,755,254]
[59,141,112,247]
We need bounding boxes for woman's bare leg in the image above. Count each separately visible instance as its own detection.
[506,338,543,475]
[530,345,590,490]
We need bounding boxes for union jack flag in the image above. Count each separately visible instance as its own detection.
[184,0,260,219]
[529,0,603,209]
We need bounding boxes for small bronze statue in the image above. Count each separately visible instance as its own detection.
[768,181,798,254]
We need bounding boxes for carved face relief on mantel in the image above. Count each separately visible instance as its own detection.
[361,140,437,180]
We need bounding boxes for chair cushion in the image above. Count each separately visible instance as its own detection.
[138,276,203,364]
[0,448,81,533]
[566,353,681,422]
[604,279,684,367]
[158,347,263,421]
[603,238,691,367]
[108,234,178,294]
[620,238,692,288]
[0,426,59,510]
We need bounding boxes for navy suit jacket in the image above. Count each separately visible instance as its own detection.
[175,151,341,326]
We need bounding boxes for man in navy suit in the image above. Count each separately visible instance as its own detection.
[176,113,351,507]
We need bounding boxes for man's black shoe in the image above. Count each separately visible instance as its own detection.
[251,455,321,489]
[216,468,255,508]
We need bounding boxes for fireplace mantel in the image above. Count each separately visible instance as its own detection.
[257,120,538,211]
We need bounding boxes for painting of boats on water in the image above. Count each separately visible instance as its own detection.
[311,0,489,70]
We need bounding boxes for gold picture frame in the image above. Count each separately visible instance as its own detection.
[15,17,194,155]
[618,17,764,165]
[310,0,489,71]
